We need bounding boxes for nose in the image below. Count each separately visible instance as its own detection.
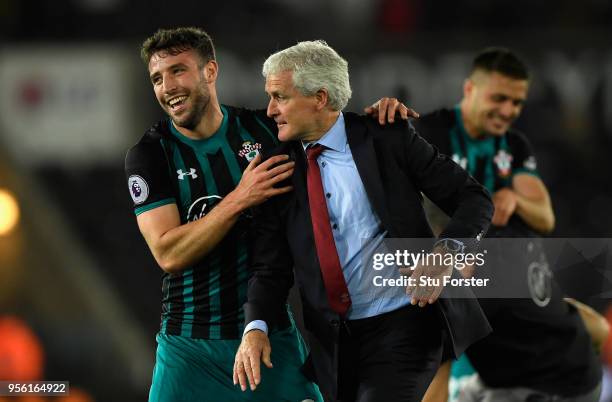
[500,101,520,119]
[267,98,278,118]
[162,74,178,95]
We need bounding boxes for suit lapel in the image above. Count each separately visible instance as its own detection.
[344,113,394,235]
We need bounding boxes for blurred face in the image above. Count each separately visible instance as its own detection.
[148,49,214,130]
[265,70,321,142]
[464,71,528,137]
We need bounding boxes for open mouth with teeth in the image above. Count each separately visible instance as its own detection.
[167,95,188,110]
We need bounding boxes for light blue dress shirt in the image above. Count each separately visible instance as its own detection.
[245,113,411,335]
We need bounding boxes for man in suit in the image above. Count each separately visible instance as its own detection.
[233,40,494,402]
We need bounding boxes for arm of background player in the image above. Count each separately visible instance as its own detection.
[137,154,294,274]
[492,173,555,233]
[564,297,610,354]
[422,360,451,402]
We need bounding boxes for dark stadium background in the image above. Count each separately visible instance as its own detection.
[1,0,612,400]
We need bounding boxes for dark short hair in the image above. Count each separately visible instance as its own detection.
[471,47,529,80]
[140,27,215,66]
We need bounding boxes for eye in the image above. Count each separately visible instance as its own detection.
[491,94,506,103]
[151,76,162,85]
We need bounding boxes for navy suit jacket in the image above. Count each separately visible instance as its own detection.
[244,112,494,399]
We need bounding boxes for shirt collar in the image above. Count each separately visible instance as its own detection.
[302,112,347,153]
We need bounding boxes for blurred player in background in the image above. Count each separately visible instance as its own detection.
[125,27,412,402]
[414,47,606,402]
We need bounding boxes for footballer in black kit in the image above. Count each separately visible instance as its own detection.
[126,106,278,340]
[417,106,602,401]
[416,47,602,402]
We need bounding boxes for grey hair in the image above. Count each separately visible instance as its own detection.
[262,40,352,111]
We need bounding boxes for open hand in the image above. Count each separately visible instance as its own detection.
[233,330,273,391]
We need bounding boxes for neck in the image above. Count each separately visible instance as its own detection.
[304,110,341,143]
[459,99,483,140]
[173,96,223,140]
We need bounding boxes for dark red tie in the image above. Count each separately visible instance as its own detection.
[306,144,351,316]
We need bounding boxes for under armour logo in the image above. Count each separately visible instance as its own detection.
[177,168,198,180]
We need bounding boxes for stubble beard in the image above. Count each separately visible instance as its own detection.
[169,83,210,131]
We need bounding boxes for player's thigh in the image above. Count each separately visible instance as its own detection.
[148,333,246,402]
[254,325,323,402]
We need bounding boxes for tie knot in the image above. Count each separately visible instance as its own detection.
[306,144,325,160]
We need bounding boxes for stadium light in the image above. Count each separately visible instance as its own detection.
[0,189,20,236]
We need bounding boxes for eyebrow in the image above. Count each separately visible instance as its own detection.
[149,62,189,81]
[492,93,525,101]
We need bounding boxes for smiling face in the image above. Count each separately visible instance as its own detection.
[265,70,323,142]
[148,48,215,130]
[463,71,529,137]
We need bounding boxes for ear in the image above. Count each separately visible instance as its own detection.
[314,89,329,110]
[463,78,474,99]
[203,60,218,83]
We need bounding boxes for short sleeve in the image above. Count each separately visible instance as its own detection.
[509,131,539,177]
[125,140,176,216]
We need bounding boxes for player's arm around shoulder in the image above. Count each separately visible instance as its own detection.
[126,137,294,274]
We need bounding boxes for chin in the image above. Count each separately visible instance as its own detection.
[277,130,295,143]
[486,125,508,137]
[173,113,198,130]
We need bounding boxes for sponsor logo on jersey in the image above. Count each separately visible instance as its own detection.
[527,256,552,307]
[494,149,513,178]
[238,141,262,162]
[128,175,149,205]
[452,154,468,170]
[186,195,222,222]
[177,168,198,180]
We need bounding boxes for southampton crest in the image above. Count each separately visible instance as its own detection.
[494,150,513,178]
[238,141,262,161]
